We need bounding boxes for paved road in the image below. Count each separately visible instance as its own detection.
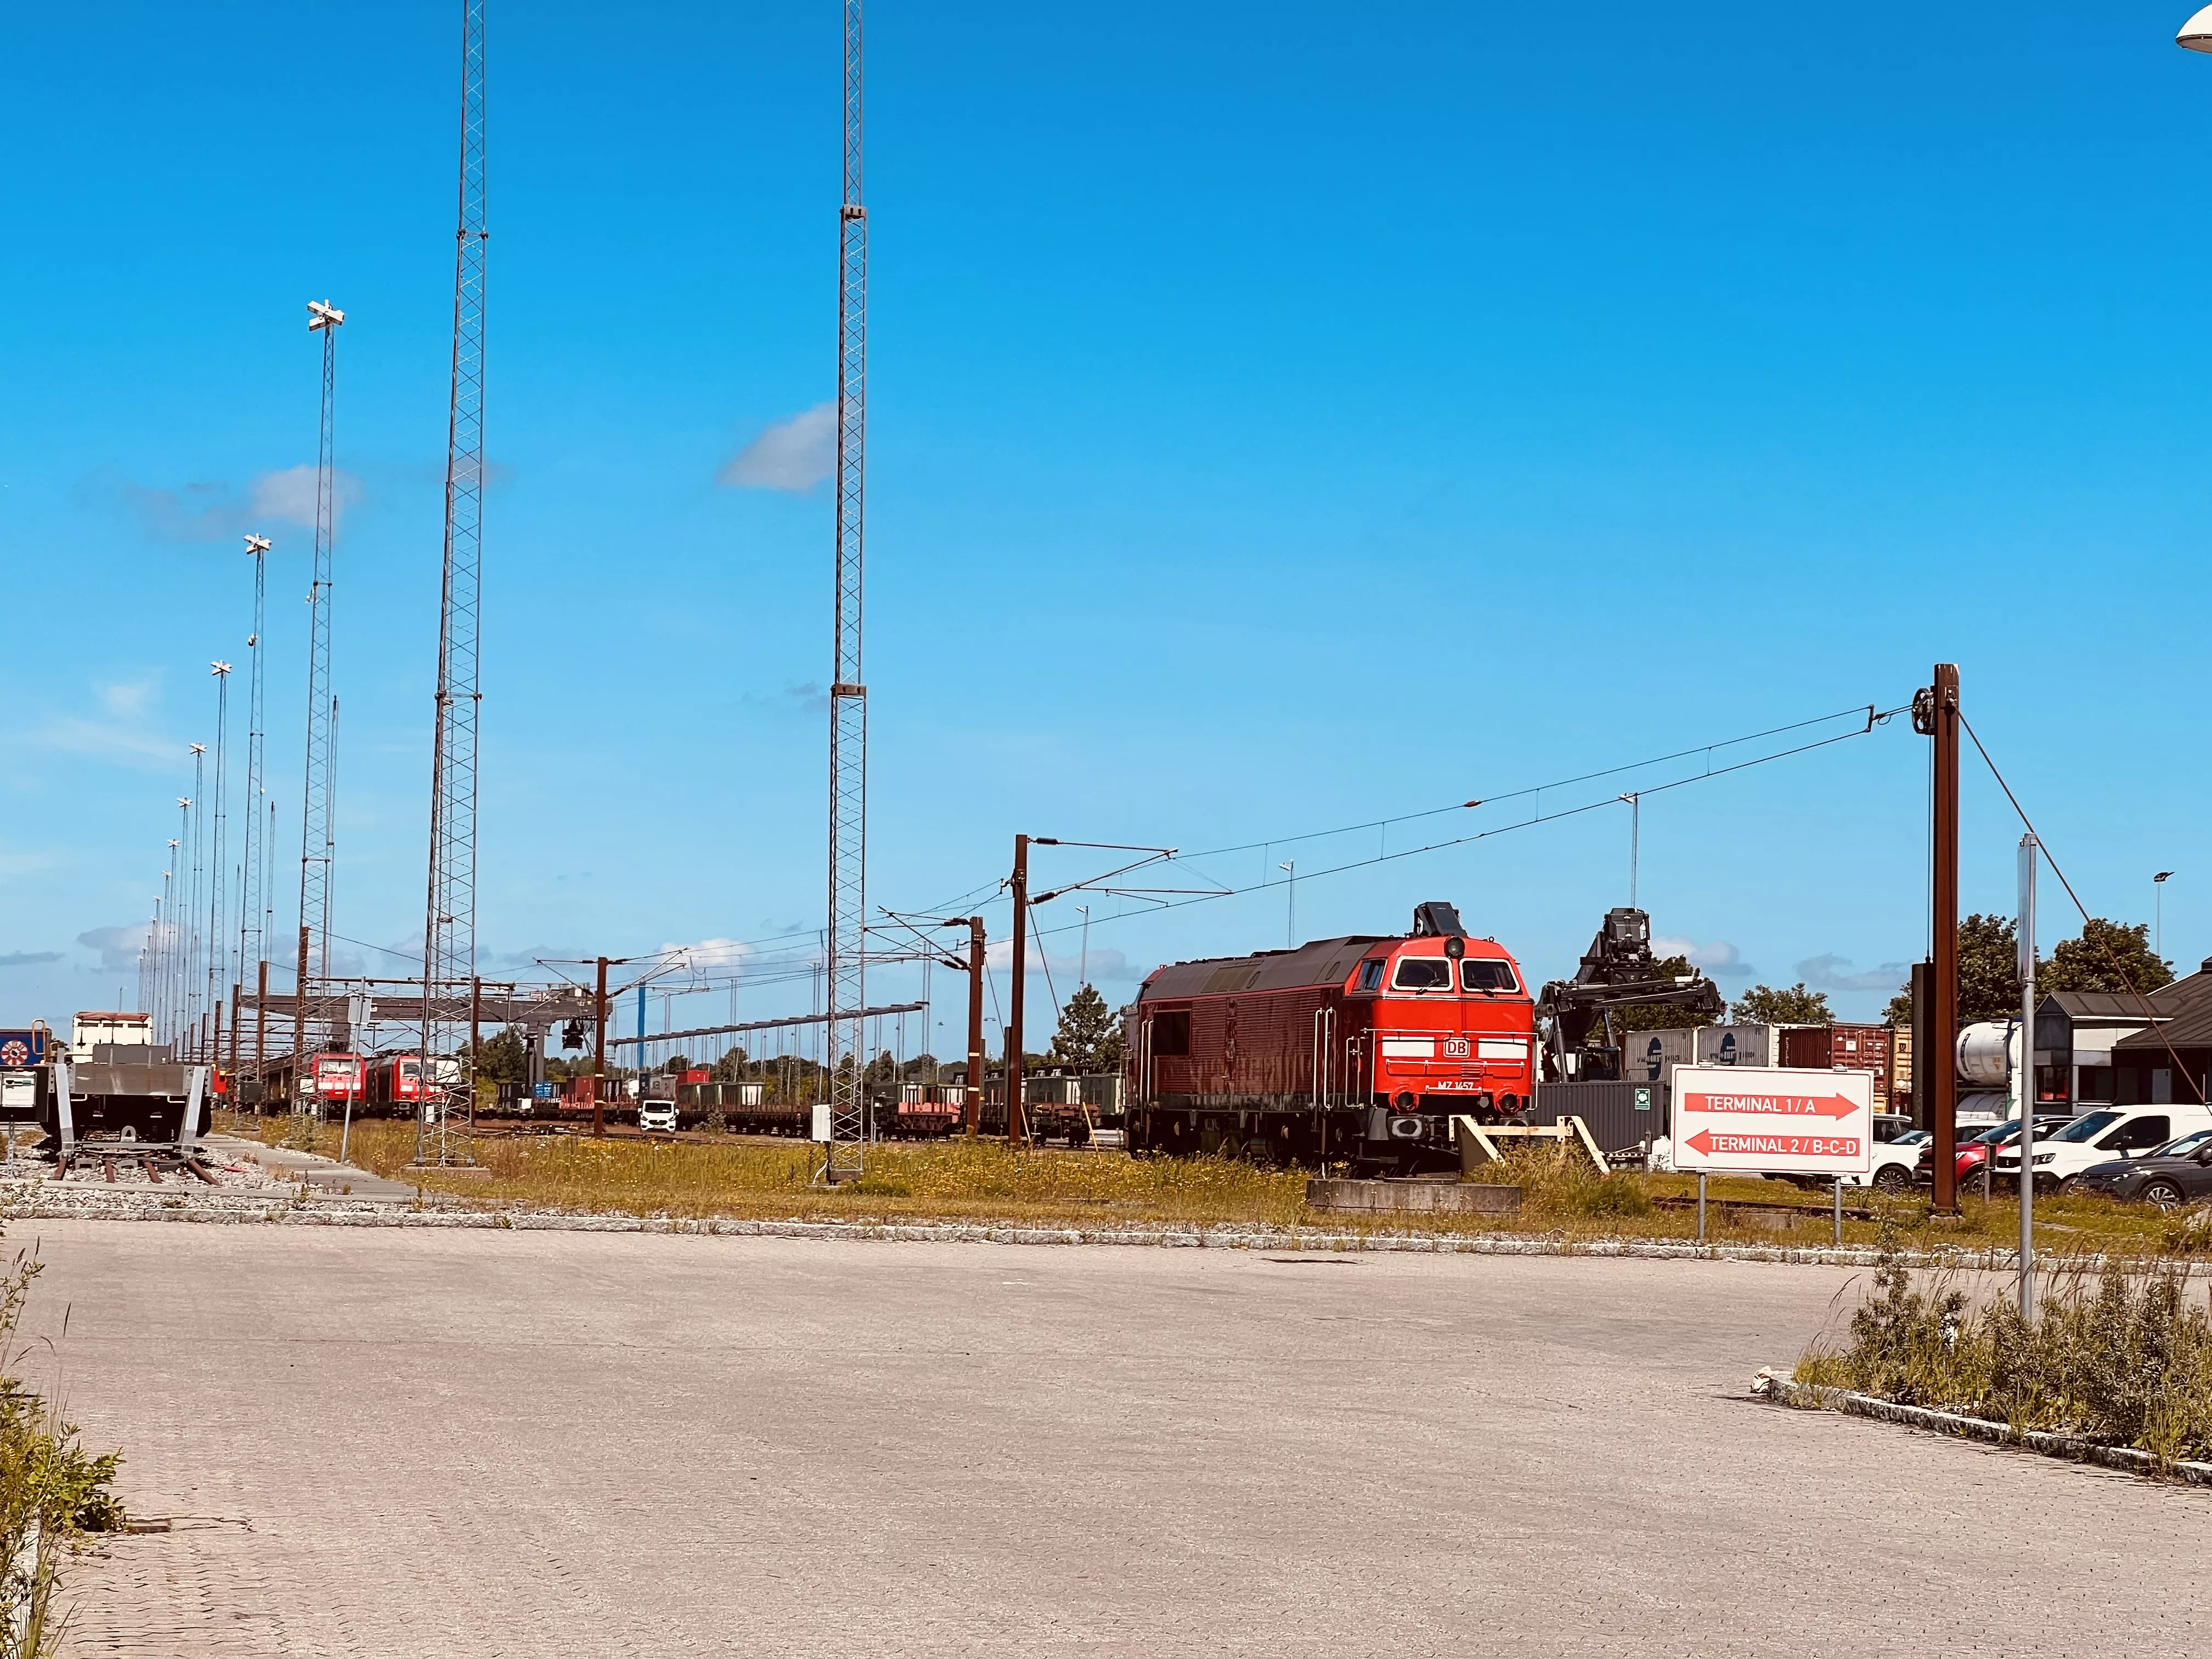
[16,1221,2207,1657]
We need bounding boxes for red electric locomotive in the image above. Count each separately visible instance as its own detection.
[1124,901,1535,1171]
[367,1053,429,1116]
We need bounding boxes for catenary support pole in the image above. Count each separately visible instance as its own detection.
[1007,834,1029,1146]
[592,954,608,1137]
[293,923,310,1110]
[255,958,269,1110]
[2019,831,2039,1321]
[966,917,985,1139]
[1925,663,1961,1214]
[470,974,482,1130]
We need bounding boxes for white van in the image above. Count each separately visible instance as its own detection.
[1991,1104,2212,1194]
[638,1099,679,1133]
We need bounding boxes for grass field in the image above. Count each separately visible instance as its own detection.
[211,1110,2208,1256]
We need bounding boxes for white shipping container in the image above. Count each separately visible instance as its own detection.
[1696,1024,1775,1068]
[1626,1028,1699,1084]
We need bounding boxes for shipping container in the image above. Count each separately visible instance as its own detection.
[1623,1028,1697,1085]
[1696,1024,1775,1068]
[1779,1024,1895,1107]
[1525,1078,1669,1154]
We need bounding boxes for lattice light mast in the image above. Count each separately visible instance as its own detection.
[823,0,868,1182]
[296,299,343,1081]
[237,535,270,1017]
[419,0,489,1167]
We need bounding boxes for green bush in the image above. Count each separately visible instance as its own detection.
[1801,1227,2212,1468]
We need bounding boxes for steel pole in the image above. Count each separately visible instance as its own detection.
[294,922,311,1110]
[470,973,482,1130]
[1007,834,1028,1146]
[255,958,269,1110]
[592,954,608,1137]
[2019,832,2039,1321]
[1929,663,1961,1214]
[966,917,986,1140]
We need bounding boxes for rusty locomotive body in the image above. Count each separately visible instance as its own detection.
[1124,902,1537,1171]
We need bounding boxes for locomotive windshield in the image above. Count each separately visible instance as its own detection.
[1460,960,1518,993]
[1392,959,1453,991]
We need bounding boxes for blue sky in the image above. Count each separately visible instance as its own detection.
[3,2,2209,1057]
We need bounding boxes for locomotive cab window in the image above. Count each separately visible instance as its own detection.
[1150,1010,1192,1057]
[1392,958,1453,991]
[1356,959,1386,994]
[1459,960,1517,994]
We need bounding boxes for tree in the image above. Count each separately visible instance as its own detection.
[1730,983,1833,1024]
[2039,918,2172,997]
[469,1026,529,1085]
[1049,985,1124,1071]
[1883,911,2054,1028]
[710,1046,752,1081]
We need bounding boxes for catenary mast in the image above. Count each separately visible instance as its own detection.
[823,0,868,1181]
[419,0,489,1165]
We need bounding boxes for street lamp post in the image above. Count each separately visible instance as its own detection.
[1279,861,1295,948]
[2155,871,2174,962]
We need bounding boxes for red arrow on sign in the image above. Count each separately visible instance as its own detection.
[1680,1091,1858,1121]
[1684,1130,1864,1159]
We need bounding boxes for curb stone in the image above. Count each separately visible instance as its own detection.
[11,1180,2212,1273]
[1752,1369,2212,1487]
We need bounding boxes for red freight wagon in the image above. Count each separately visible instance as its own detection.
[1125,901,1536,1172]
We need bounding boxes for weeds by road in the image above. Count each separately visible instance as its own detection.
[212,1114,2201,1257]
[1797,1231,2212,1467]
[0,1242,127,1656]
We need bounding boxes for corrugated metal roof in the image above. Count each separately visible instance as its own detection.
[2111,971,2212,1051]
[2042,991,2154,1018]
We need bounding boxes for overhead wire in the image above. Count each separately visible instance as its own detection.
[1013,703,1909,946]
[1957,712,2205,1104]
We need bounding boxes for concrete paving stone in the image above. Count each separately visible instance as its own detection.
[11,1220,2208,1657]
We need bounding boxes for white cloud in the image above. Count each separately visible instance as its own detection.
[98,678,157,718]
[1794,953,1911,994]
[1653,936,1755,980]
[0,951,61,968]
[718,404,836,492]
[250,463,362,531]
[89,465,362,543]
[77,924,146,973]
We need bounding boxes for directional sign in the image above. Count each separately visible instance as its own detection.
[1670,1065,1874,1176]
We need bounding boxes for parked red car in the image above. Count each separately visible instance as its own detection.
[1916,1115,2075,1189]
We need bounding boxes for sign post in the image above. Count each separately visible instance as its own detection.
[1671,1065,1876,1188]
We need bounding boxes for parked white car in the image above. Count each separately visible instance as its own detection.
[1991,1105,2212,1194]
[638,1099,679,1133]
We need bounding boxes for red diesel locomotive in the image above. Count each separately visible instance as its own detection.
[1124,901,1536,1171]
